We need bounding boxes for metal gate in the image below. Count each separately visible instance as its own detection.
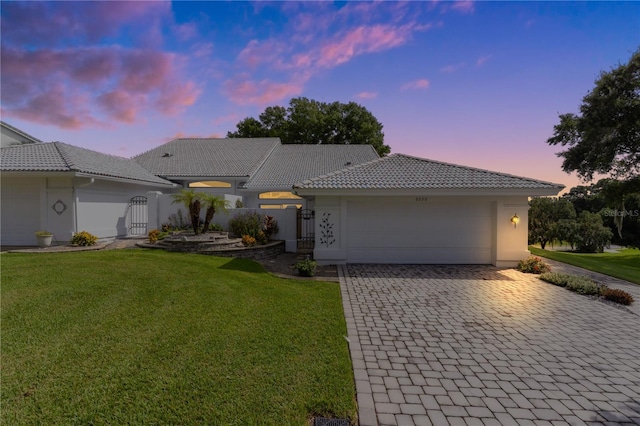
[297,209,315,251]
[128,196,148,236]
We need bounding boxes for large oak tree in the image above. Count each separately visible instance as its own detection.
[227,97,390,156]
[547,48,640,181]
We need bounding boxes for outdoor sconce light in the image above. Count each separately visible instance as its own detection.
[510,214,520,228]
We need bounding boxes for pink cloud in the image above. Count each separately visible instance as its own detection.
[223,76,304,106]
[476,55,492,66]
[0,1,170,46]
[401,79,431,91]
[441,63,466,73]
[451,1,475,14]
[356,92,378,100]
[318,24,412,68]
[1,45,201,128]
[3,84,100,130]
[213,113,241,126]
[192,42,214,58]
[238,39,286,69]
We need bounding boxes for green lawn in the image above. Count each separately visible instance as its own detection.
[529,246,640,285]
[1,250,356,425]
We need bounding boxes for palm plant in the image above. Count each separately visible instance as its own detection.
[200,194,230,233]
[171,189,202,234]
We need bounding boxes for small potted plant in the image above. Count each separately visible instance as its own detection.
[34,230,53,248]
[293,256,317,277]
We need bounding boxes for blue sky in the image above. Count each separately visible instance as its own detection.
[1,1,638,191]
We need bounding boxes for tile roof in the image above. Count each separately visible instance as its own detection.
[133,138,280,177]
[294,153,565,191]
[243,144,380,189]
[1,142,174,186]
[1,120,44,144]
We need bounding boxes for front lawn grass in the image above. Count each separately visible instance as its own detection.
[1,250,356,425]
[529,246,640,285]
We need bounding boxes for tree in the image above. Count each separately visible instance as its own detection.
[200,194,230,233]
[575,211,613,253]
[528,197,576,249]
[171,189,202,234]
[547,48,640,181]
[227,97,390,156]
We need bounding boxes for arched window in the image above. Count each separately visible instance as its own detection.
[189,181,232,188]
[258,191,302,200]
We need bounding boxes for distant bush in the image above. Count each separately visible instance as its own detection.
[71,231,98,246]
[602,288,634,305]
[517,256,551,274]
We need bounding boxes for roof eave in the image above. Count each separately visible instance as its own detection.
[74,172,177,188]
[293,187,564,197]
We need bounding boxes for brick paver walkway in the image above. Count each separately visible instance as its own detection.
[339,265,640,426]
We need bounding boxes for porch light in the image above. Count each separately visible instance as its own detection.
[510,214,520,228]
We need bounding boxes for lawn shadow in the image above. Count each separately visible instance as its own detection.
[218,257,268,274]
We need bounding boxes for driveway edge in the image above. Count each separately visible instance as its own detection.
[339,265,378,426]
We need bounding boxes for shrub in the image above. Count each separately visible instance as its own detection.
[539,272,573,287]
[241,235,257,247]
[293,257,317,277]
[235,199,244,208]
[35,230,53,236]
[229,212,263,239]
[148,229,160,243]
[565,276,605,295]
[602,288,635,305]
[208,223,224,232]
[164,209,190,231]
[256,230,268,245]
[70,231,98,246]
[263,215,279,239]
[517,256,551,274]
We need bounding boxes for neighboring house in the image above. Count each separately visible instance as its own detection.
[1,121,43,147]
[1,142,176,246]
[293,154,564,267]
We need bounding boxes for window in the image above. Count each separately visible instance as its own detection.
[189,181,232,188]
[259,204,303,209]
[258,191,302,200]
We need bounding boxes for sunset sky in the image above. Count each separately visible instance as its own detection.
[1,1,638,191]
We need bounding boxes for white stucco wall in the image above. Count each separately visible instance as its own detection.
[312,194,531,267]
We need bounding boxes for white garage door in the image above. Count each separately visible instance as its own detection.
[1,179,42,246]
[346,197,492,264]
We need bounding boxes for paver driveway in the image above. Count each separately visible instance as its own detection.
[339,265,640,426]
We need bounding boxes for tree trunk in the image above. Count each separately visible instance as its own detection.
[190,199,201,234]
[202,207,215,234]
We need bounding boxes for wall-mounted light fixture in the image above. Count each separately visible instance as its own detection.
[510,213,520,228]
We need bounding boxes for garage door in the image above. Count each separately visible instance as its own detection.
[1,179,42,246]
[346,197,492,264]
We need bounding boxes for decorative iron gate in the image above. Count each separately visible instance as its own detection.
[128,196,148,236]
[297,209,315,251]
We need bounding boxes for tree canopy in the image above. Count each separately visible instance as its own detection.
[227,97,390,156]
[547,48,640,181]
